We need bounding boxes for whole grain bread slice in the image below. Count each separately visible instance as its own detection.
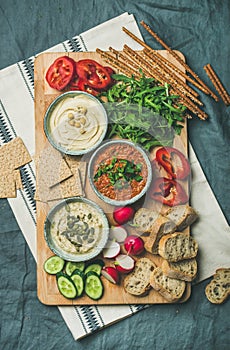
[132,208,160,234]
[164,204,198,231]
[161,258,197,282]
[150,266,186,302]
[124,258,156,296]
[205,268,230,304]
[158,232,198,262]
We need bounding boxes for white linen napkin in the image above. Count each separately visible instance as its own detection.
[0,12,229,340]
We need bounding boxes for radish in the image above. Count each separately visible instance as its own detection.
[101,266,120,284]
[115,254,135,273]
[113,206,135,225]
[103,240,121,259]
[124,235,145,256]
[109,226,128,243]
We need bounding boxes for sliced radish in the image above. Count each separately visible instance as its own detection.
[113,206,135,225]
[103,240,121,259]
[124,235,144,256]
[109,226,128,243]
[101,266,120,284]
[115,254,135,273]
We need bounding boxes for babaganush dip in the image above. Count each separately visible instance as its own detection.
[50,201,105,255]
[47,93,107,153]
[93,142,148,201]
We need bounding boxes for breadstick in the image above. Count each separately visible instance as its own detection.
[140,21,219,101]
[204,64,230,106]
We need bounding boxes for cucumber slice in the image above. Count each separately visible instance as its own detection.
[44,255,65,275]
[56,272,77,299]
[71,270,85,297]
[65,261,85,276]
[85,271,104,300]
[85,259,105,276]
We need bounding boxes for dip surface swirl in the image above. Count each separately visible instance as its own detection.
[48,94,106,152]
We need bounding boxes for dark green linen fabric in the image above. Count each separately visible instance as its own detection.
[0,1,229,349]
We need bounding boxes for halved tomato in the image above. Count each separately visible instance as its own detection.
[46,56,75,91]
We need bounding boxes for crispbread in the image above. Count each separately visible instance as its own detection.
[150,266,186,302]
[36,145,73,188]
[124,258,156,296]
[0,137,32,170]
[0,172,17,198]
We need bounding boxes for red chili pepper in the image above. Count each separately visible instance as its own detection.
[156,147,190,180]
[45,56,75,91]
[76,59,112,90]
[149,177,189,207]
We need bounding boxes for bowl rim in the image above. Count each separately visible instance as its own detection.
[44,91,108,156]
[44,196,110,262]
[88,139,153,206]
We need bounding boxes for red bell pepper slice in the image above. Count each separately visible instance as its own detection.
[46,56,75,91]
[76,59,112,90]
[149,177,189,207]
[156,147,190,180]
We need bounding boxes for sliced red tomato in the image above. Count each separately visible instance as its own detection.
[76,59,112,90]
[46,56,75,91]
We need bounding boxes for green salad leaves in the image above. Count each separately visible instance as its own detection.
[99,73,187,150]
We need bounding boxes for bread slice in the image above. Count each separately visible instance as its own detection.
[150,266,186,302]
[164,204,198,231]
[124,258,156,296]
[132,208,160,234]
[158,232,198,262]
[144,215,176,254]
[161,258,197,282]
[205,268,230,304]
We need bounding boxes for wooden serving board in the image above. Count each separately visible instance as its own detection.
[34,51,190,305]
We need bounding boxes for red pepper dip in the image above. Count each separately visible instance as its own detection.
[92,142,148,201]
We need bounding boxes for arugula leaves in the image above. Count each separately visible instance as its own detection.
[99,73,186,150]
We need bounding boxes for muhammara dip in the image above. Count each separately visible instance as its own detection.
[48,93,107,152]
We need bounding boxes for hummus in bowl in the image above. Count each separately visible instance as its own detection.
[44,197,109,262]
[44,91,108,155]
[88,139,152,206]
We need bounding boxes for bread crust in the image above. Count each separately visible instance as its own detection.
[164,204,198,231]
[150,267,186,302]
[124,258,156,296]
[158,232,198,262]
[205,268,230,304]
[161,258,197,282]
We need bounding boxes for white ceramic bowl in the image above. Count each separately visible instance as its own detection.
[88,139,152,206]
[44,197,109,262]
[44,91,108,155]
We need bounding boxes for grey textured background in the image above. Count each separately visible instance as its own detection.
[0,1,229,349]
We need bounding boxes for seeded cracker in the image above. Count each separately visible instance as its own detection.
[36,144,73,188]
[0,137,32,198]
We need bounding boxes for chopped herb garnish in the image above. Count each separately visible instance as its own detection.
[94,158,143,190]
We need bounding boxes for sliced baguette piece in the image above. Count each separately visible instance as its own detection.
[205,268,230,304]
[161,258,197,282]
[132,208,160,234]
[158,232,198,262]
[164,204,198,231]
[150,266,186,302]
[124,257,156,296]
[144,215,176,254]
